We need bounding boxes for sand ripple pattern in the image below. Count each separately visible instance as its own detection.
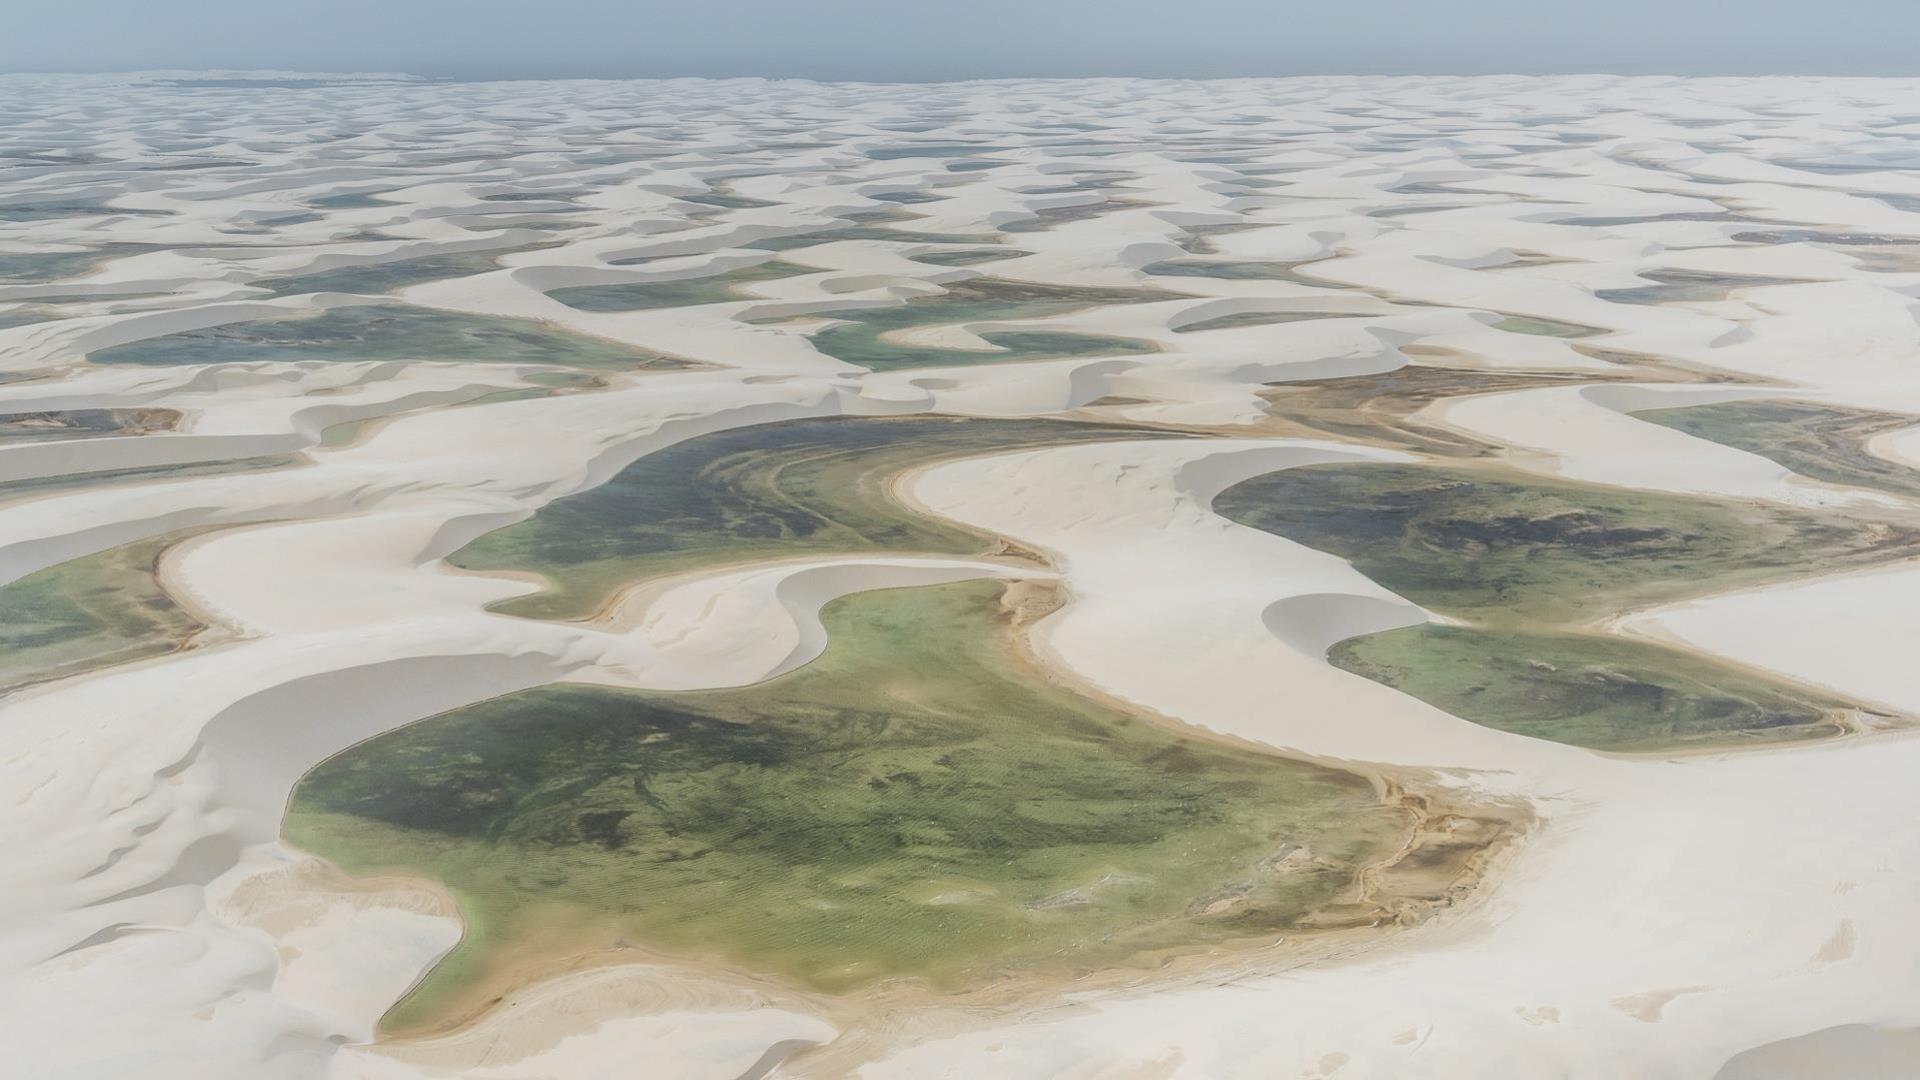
[2,70,1920,1079]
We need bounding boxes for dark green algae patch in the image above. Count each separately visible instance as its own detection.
[0,537,202,692]
[1634,399,1920,501]
[248,252,514,297]
[287,580,1413,1032]
[547,260,813,313]
[450,415,1184,621]
[1214,461,1913,751]
[795,277,1181,373]
[86,304,689,372]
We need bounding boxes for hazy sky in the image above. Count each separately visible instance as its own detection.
[5,0,1916,81]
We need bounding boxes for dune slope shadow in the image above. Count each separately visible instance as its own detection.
[547,260,815,312]
[1716,1024,1920,1080]
[0,243,159,283]
[795,278,1180,372]
[451,415,1183,620]
[0,536,201,692]
[0,408,178,443]
[288,580,1419,1035]
[1215,461,1917,750]
[1634,399,1920,501]
[88,304,691,372]
[250,251,529,297]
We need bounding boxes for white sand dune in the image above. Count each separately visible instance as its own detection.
[6,71,1920,1080]
[1,544,1023,1079]
[1616,560,1920,716]
[1421,384,1872,506]
[0,360,529,482]
[870,434,1920,1079]
[910,437,1571,776]
[858,727,1920,1079]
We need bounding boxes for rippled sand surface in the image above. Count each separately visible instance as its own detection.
[5,71,1920,1080]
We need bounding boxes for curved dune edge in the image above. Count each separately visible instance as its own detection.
[1419,383,1890,508]
[0,362,535,484]
[195,555,1037,1071]
[840,435,1920,1078]
[311,570,1529,1080]
[909,436,1566,774]
[6,72,1920,1080]
[1611,559,1920,718]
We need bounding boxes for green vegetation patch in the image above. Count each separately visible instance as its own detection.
[0,245,157,283]
[452,415,1175,620]
[0,408,176,443]
[743,224,993,250]
[1595,269,1806,306]
[866,144,1012,160]
[0,455,299,505]
[1733,229,1920,247]
[1173,222,1264,255]
[1491,315,1606,339]
[1562,212,1737,228]
[87,304,689,372]
[288,581,1408,1029]
[250,252,514,297]
[909,248,1031,267]
[1258,365,1601,458]
[1634,399,1920,500]
[1214,462,1908,749]
[816,328,1156,371]
[481,191,587,204]
[870,191,948,205]
[1370,203,1476,219]
[1216,462,1915,623]
[310,189,400,209]
[1001,199,1148,234]
[1144,258,1351,287]
[0,308,55,331]
[5,291,167,307]
[1177,311,1369,334]
[681,192,777,210]
[1332,625,1840,752]
[0,538,201,691]
[0,200,171,222]
[740,209,996,252]
[804,277,1179,372]
[547,261,812,312]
